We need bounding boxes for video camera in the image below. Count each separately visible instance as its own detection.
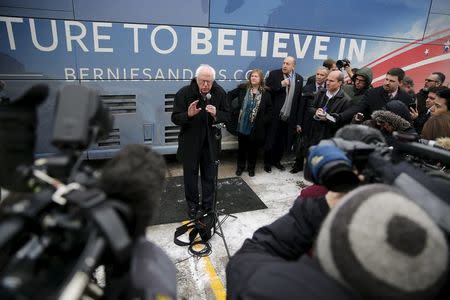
[0,85,176,300]
[336,58,350,70]
[305,125,450,233]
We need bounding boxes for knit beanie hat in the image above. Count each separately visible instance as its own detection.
[386,100,412,123]
[316,184,448,300]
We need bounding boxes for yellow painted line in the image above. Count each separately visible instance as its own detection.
[203,254,226,300]
[182,220,226,300]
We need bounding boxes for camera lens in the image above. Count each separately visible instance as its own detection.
[318,160,359,192]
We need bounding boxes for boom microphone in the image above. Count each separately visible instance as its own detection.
[335,124,385,144]
[99,144,167,235]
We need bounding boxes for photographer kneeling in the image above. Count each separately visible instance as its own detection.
[226,143,449,299]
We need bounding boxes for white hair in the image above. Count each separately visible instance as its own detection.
[195,64,216,80]
[316,66,329,73]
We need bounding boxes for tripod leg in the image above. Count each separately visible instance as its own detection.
[215,212,231,259]
[211,160,234,259]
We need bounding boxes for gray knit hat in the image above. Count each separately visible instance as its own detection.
[316,184,448,300]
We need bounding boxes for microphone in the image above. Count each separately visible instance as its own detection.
[99,144,177,298]
[335,124,386,145]
[198,93,211,110]
[99,144,167,236]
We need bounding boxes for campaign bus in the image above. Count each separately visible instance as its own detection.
[1,0,449,159]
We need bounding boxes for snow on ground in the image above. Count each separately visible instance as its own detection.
[146,151,311,299]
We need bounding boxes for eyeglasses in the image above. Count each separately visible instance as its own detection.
[355,77,366,83]
[198,79,212,86]
[425,79,438,83]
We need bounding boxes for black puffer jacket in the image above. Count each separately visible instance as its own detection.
[226,196,361,300]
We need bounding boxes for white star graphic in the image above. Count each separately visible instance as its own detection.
[444,40,450,51]
[424,48,429,55]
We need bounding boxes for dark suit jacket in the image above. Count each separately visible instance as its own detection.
[305,74,316,87]
[338,86,413,123]
[306,88,352,146]
[301,81,322,139]
[171,79,230,168]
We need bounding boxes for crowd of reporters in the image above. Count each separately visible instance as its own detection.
[226,57,450,177]
[1,54,449,299]
[224,59,450,299]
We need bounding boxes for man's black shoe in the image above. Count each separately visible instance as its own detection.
[196,208,205,218]
[235,167,244,176]
[188,207,197,219]
[264,164,272,173]
[273,162,286,171]
[248,169,255,177]
[290,165,303,174]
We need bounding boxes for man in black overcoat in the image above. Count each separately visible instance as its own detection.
[336,68,413,123]
[265,56,304,172]
[171,64,230,219]
[290,66,329,173]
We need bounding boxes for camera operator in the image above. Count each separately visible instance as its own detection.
[0,85,177,300]
[227,134,450,299]
[227,181,448,300]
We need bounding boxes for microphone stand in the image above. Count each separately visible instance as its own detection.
[210,123,237,259]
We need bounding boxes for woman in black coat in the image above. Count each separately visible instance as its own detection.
[227,69,272,176]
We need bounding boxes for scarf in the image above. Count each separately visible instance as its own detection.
[279,72,296,121]
[237,88,262,135]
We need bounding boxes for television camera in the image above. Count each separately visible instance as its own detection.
[0,85,176,300]
[305,125,450,233]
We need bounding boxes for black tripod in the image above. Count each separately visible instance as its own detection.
[210,123,237,259]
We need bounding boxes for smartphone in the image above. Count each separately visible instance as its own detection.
[408,103,417,110]
[355,112,364,122]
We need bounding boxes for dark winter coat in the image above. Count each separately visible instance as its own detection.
[306,88,352,147]
[414,111,431,134]
[171,79,230,168]
[337,85,413,123]
[226,84,272,144]
[416,89,429,115]
[299,82,320,146]
[265,69,304,148]
[226,196,360,300]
